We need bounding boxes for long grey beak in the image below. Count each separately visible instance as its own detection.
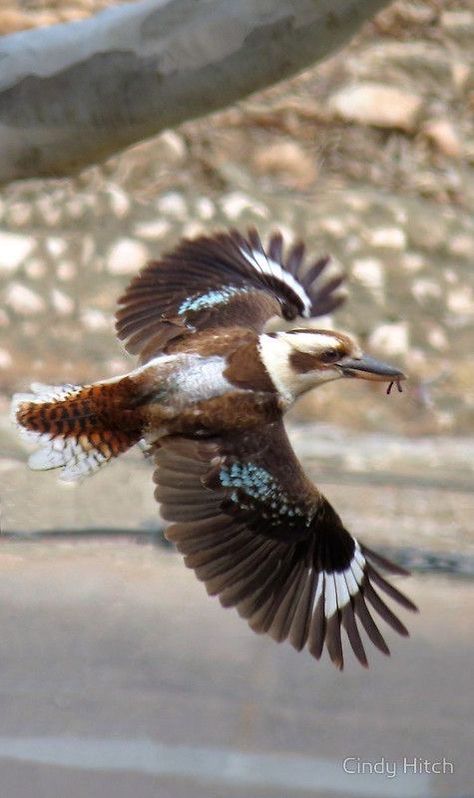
[338,353,406,382]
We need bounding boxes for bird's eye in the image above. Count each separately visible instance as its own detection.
[320,348,340,364]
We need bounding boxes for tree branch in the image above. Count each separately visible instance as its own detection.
[0,0,392,183]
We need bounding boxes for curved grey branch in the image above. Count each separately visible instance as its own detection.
[0,0,392,183]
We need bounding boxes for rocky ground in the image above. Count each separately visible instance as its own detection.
[0,0,473,437]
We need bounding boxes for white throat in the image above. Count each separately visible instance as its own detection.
[258,334,295,403]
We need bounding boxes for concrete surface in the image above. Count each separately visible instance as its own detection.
[1,419,473,797]
[0,538,471,798]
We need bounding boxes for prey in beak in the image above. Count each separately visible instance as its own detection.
[337,353,406,394]
[275,328,407,398]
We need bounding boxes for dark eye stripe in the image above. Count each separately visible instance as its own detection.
[320,348,340,364]
[289,351,319,373]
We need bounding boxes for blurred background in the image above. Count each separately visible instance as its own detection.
[0,1,473,796]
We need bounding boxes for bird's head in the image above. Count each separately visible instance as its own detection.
[258,328,406,403]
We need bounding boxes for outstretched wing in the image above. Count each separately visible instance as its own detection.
[153,423,417,670]
[116,228,345,362]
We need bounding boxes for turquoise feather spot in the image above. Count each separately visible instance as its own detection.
[178,286,249,315]
[219,461,305,520]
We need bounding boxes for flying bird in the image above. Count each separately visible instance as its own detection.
[12,228,416,669]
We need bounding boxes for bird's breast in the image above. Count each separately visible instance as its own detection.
[139,353,234,407]
[170,354,234,403]
[140,353,280,435]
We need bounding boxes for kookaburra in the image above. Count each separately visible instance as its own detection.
[12,229,416,669]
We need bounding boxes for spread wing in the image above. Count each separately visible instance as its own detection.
[116,228,345,363]
[154,423,417,670]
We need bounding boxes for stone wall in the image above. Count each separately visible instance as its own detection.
[1,0,473,435]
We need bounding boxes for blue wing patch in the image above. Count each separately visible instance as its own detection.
[219,461,308,524]
[178,286,251,315]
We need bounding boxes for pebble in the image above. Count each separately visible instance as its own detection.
[451,61,470,91]
[6,203,32,227]
[107,185,130,219]
[392,206,408,225]
[411,278,442,302]
[343,193,370,213]
[366,227,407,250]
[448,234,474,259]
[441,10,474,33]
[24,259,46,280]
[344,236,362,254]
[35,196,62,226]
[328,83,422,132]
[65,198,86,220]
[0,8,35,34]
[447,288,474,317]
[319,217,345,236]
[5,283,45,315]
[0,349,12,369]
[45,237,67,258]
[427,326,448,351]
[220,191,268,220]
[106,238,149,275]
[133,219,170,240]
[80,308,110,331]
[361,41,452,83]
[182,222,205,239]
[51,289,74,316]
[25,10,58,28]
[195,197,215,221]
[368,321,409,356]
[444,269,458,284]
[158,131,187,164]
[402,252,425,272]
[423,119,462,158]
[156,192,187,220]
[0,232,35,273]
[352,258,384,301]
[253,141,317,187]
[56,261,76,281]
[80,236,96,266]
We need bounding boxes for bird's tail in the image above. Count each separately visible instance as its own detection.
[11,376,145,481]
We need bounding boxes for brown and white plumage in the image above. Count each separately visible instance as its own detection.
[155,426,415,670]
[115,229,345,360]
[12,228,415,669]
